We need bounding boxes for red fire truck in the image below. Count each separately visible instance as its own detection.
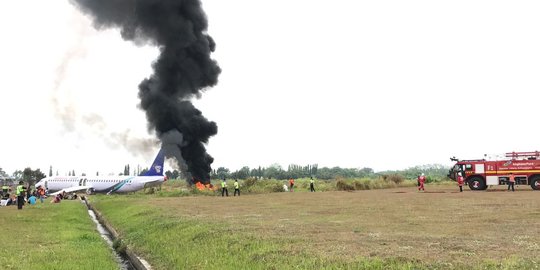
[448,151,540,191]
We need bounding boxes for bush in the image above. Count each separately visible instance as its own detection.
[354,181,370,190]
[244,177,257,188]
[386,174,404,184]
[271,182,285,192]
[336,179,355,191]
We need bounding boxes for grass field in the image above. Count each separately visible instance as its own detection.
[91,185,540,269]
[0,200,119,270]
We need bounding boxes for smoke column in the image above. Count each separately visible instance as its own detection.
[70,0,221,183]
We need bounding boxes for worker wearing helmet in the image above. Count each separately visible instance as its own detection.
[417,173,426,191]
[457,172,464,192]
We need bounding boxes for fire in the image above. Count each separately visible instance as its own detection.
[194,181,215,191]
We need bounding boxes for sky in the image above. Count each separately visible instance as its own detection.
[1,1,539,176]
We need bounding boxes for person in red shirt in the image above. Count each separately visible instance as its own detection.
[288,178,295,192]
[457,172,464,192]
[417,173,426,191]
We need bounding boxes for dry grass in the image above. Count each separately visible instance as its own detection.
[141,185,540,266]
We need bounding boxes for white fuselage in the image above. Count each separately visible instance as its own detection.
[35,175,165,194]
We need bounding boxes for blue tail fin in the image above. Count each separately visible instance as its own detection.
[143,149,165,176]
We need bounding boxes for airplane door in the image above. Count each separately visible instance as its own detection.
[44,181,48,189]
[83,178,87,186]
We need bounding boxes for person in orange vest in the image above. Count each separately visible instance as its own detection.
[508,173,515,192]
[37,186,46,203]
[457,172,464,192]
[417,173,426,191]
[288,178,295,192]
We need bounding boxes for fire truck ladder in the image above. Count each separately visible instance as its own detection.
[505,151,540,160]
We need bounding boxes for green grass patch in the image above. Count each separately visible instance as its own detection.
[0,201,119,270]
[91,186,540,270]
[93,196,434,269]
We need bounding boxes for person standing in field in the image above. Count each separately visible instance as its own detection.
[457,172,464,192]
[289,178,295,192]
[16,181,27,210]
[309,177,316,192]
[417,173,426,191]
[38,186,46,203]
[233,179,240,196]
[221,178,229,197]
[508,173,515,192]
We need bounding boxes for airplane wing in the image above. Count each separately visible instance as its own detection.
[50,185,93,196]
[140,179,164,188]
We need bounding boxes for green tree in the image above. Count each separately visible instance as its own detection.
[215,167,230,180]
[264,163,285,179]
[22,167,46,186]
[13,170,23,180]
[0,167,8,178]
[232,166,250,179]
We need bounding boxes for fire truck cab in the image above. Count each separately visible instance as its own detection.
[448,151,540,191]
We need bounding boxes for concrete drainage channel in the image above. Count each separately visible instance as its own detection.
[82,198,152,270]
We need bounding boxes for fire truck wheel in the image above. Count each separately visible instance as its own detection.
[530,176,540,190]
[468,177,485,191]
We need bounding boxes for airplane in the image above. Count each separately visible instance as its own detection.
[34,149,167,195]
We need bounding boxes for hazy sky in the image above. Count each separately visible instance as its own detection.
[1,1,539,176]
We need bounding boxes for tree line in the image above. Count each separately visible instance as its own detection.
[0,167,46,186]
[1,162,450,186]
[161,163,450,181]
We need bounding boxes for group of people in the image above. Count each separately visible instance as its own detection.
[287,177,316,192]
[418,173,466,192]
[0,181,79,209]
[419,172,517,192]
[220,177,317,196]
[220,179,241,197]
[0,181,39,209]
[50,191,77,203]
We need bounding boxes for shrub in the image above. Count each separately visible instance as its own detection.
[386,174,404,184]
[271,182,286,192]
[244,177,257,188]
[354,180,370,190]
[336,179,355,191]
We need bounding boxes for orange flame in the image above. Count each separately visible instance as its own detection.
[195,182,205,191]
[194,181,216,191]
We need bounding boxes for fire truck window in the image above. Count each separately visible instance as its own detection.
[465,164,472,170]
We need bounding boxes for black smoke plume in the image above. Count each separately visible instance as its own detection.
[70,0,221,184]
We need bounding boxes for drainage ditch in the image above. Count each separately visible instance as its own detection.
[82,199,151,270]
